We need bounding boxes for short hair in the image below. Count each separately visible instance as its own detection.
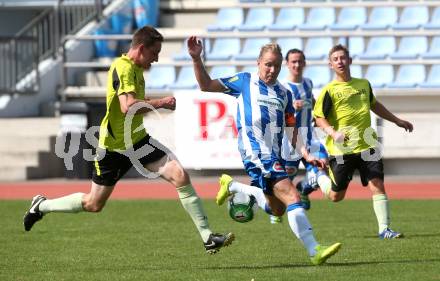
[131,26,163,48]
[328,44,350,59]
[258,43,283,61]
[285,48,306,61]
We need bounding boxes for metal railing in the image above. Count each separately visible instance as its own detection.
[0,0,105,95]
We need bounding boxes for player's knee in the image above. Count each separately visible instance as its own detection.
[282,188,302,205]
[167,160,189,186]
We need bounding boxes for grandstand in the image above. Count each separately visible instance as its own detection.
[0,0,439,180]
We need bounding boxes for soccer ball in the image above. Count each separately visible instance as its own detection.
[227,192,258,223]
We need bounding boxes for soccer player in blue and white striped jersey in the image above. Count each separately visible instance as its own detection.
[278,49,333,215]
[188,36,341,265]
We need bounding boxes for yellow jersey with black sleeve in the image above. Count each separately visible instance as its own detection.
[98,54,147,151]
[313,78,377,156]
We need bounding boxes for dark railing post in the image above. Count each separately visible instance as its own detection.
[60,38,67,102]
[95,0,103,21]
[33,29,40,92]
[54,0,61,59]
[12,38,17,92]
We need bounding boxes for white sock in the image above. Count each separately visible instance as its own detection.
[372,194,390,233]
[229,181,268,211]
[177,184,212,242]
[317,174,332,198]
[286,203,319,256]
[38,193,84,213]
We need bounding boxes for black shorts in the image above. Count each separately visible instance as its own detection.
[328,148,384,192]
[92,135,167,186]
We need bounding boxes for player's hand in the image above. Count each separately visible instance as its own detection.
[331,131,347,143]
[187,36,203,60]
[293,100,304,111]
[396,119,413,132]
[160,96,176,110]
[305,155,326,169]
[285,112,296,127]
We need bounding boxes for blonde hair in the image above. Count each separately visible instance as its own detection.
[258,43,283,60]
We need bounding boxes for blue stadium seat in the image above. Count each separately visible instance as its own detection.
[388,65,426,88]
[421,37,440,59]
[173,39,210,61]
[365,65,394,88]
[173,42,191,61]
[390,36,428,59]
[206,38,241,61]
[420,65,440,88]
[298,8,335,31]
[361,7,398,30]
[277,38,303,56]
[303,66,331,88]
[392,6,429,30]
[241,66,258,74]
[424,7,440,30]
[234,38,271,61]
[278,67,289,81]
[339,37,364,59]
[331,64,362,80]
[169,66,198,89]
[207,8,244,32]
[304,37,334,60]
[358,37,396,60]
[209,66,237,79]
[350,64,363,78]
[237,8,274,31]
[268,8,304,31]
[146,65,176,89]
[329,7,367,30]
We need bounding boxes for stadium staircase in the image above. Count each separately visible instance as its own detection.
[0,118,63,181]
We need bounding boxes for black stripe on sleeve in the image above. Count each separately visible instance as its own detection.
[322,91,333,119]
[368,81,374,104]
[112,68,120,93]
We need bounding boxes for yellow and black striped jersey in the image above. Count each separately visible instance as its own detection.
[314,77,377,155]
[98,54,147,151]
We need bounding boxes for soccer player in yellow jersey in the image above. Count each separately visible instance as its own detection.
[312,44,413,239]
[23,26,234,253]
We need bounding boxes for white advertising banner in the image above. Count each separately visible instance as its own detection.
[174,90,243,169]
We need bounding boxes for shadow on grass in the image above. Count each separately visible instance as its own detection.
[362,232,440,239]
[328,258,440,267]
[204,258,440,270]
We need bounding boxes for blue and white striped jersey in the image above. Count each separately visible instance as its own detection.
[219,72,295,167]
[281,78,317,161]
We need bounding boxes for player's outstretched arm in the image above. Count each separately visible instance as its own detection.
[145,96,176,111]
[187,36,225,93]
[371,101,414,132]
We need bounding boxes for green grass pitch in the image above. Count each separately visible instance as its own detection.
[1,199,439,281]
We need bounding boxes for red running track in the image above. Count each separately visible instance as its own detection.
[0,178,439,200]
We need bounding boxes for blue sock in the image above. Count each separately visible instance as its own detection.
[264,203,273,215]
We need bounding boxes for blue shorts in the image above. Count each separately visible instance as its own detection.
[243,159,289,195]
